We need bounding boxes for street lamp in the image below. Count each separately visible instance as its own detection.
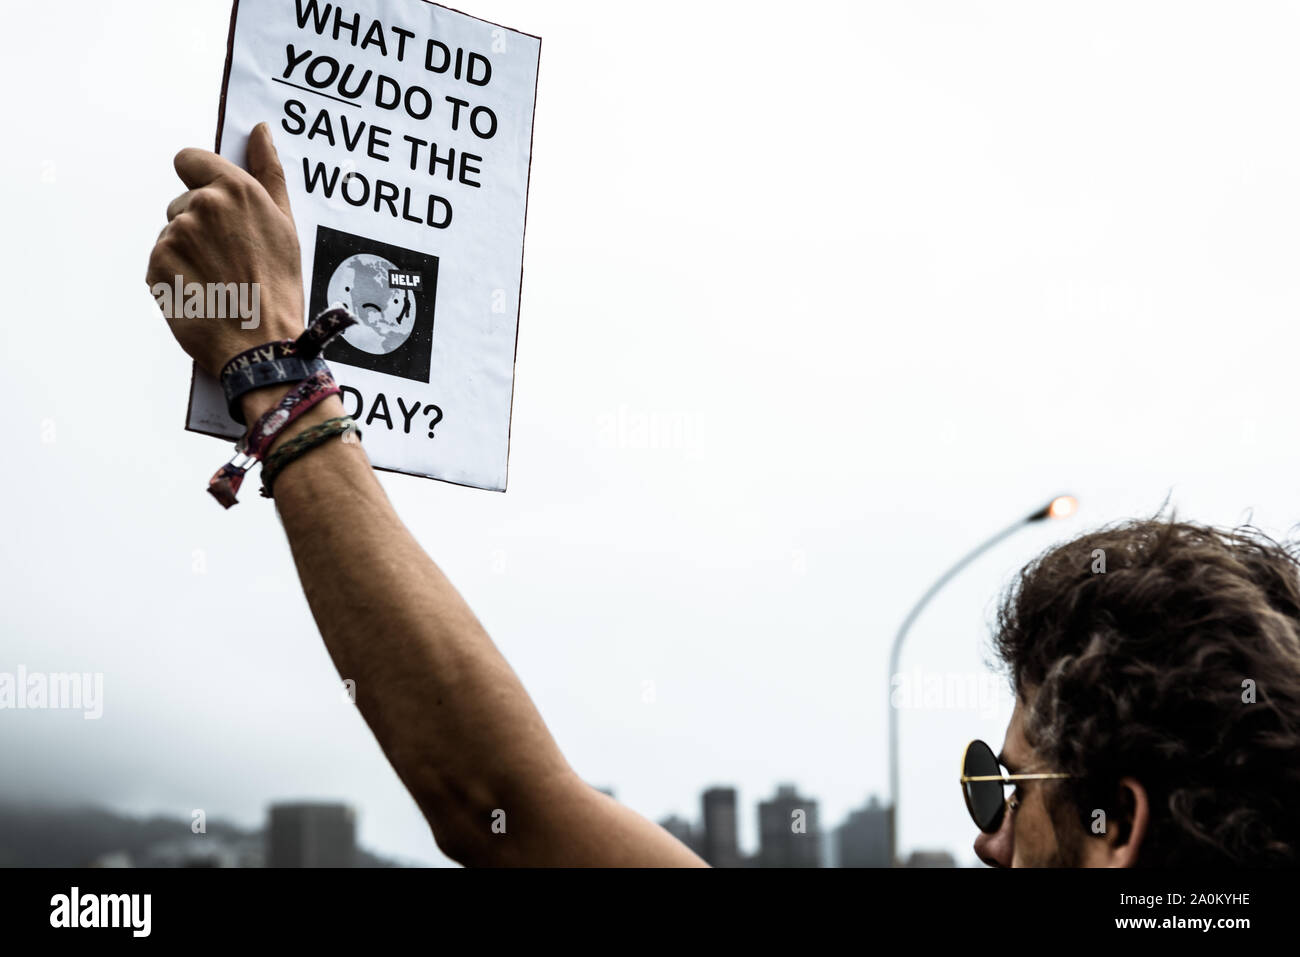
[886,495,1077,865]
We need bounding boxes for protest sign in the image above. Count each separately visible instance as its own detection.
[185,0,540,491]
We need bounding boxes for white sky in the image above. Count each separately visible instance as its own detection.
[4,0,1300,867]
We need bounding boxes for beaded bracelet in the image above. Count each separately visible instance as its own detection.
[259,417,361,499]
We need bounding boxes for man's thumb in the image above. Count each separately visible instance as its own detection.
[247,122,293,217]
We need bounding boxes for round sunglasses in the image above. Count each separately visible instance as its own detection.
[960,739,1072,834]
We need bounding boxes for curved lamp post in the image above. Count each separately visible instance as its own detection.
[886,494,1077,864]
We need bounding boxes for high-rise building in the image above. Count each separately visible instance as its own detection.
[837,795,894,868]
[700,787,741,868]
[757,784,822,868]
[267,803,357,868]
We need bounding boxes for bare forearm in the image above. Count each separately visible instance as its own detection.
[151,128,704,866]
[253,392,573,861]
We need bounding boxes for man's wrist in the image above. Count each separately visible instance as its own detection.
[226,304,357,425]
[240,386,349,458]
[239,382,296,425]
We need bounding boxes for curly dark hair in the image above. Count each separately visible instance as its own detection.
[994,518,1300,866]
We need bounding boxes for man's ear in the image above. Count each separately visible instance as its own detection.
[1101,777,1149,867]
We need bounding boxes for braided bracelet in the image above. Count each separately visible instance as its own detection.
[259,417,361,498]
[219,306,357,423]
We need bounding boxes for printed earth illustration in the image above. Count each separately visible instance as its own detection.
[327,253,416,355]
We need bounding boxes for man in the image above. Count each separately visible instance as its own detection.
[148,124,706,867]
[972,520,1300,867]
[149,128,1300,868]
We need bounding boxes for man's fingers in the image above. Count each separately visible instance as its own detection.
[172,125,292,216]
[146,235,185,290]
[247,122,293,218]
[165,190,195,221]
[174,147,235,191]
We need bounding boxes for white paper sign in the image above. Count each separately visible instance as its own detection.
[186,0,540,491]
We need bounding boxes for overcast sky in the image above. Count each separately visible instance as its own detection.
[4,0,1300,866]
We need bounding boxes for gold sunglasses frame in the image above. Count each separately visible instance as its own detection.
[960,739,1072,834]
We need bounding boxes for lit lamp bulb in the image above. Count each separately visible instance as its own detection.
[1047,495,1078,520]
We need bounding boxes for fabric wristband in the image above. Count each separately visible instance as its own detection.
[222,355,330,424]
[207,371,341,509]
[259,417,361,499]
[219,306,358,424]
[242,370,340,459]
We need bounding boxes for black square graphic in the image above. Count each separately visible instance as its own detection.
[308,225,439,383]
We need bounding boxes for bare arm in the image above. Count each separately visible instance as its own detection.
[149,124,705,868]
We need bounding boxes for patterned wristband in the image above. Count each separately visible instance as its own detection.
[241,370,340,459]
[292,306,357,359]
[222,355,330,425]
[219,306,358,424]
[206,371,340,509]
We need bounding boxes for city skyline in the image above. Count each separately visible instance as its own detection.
[655,784,954,867]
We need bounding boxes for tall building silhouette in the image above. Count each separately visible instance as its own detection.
[757,784,821,867]
[837,795,893,867]
[700,787,741,868]
[267,803,357,868]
